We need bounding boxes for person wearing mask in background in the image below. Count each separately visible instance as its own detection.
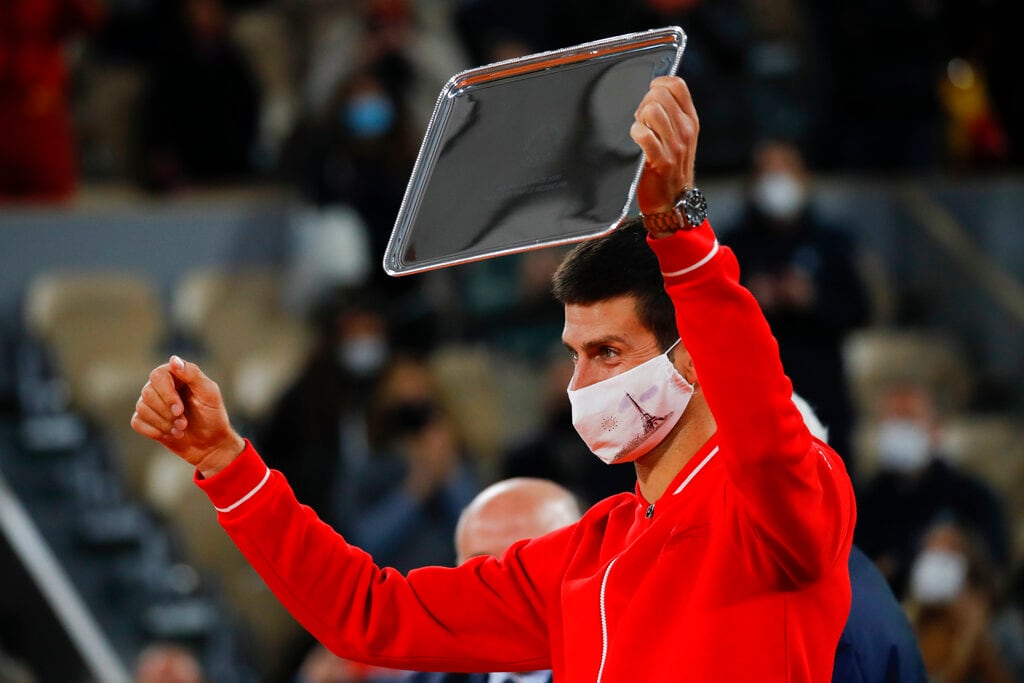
[722,139,871,475]
[279,60,431,326]
[351,355,480,574]
[903,521,1021,683]
[256,286,394,538]
[129,76,856,682]
[262,341,480,681]
[855,381,1009,600]
[298,0,467,141]
[0,0,106,202]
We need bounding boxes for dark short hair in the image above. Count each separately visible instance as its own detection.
[551,220,678,349]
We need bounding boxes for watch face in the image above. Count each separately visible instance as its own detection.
[683,188,708,226]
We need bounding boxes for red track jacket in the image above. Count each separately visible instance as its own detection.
[197,221,856,682]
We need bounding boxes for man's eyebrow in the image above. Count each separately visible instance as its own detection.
[562,335,629,352]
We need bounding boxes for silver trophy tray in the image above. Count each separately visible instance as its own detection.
[383,26,687,276]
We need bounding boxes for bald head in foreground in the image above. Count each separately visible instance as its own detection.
[456,478,582,565]
[403,479,582,683]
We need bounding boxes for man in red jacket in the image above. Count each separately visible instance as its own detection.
[131,76,856,682]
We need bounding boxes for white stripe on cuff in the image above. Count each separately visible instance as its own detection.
[661,240,719,278]
[214,467,271,513]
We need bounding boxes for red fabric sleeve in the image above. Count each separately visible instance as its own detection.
[196,442,561,672]
[648,224,856,586]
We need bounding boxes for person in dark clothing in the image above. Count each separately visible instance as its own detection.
[902,521,1020,683]
[135,0,261,191]
[255,288,393,535]
[833,546,928,683]
[279,58,424,307]
[722,139,870,472]
[855,382,1010,601]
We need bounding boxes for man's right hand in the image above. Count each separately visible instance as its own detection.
[131,355,245,478]
[631,76,699,218]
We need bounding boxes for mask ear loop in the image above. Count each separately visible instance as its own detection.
[664,338,696,390]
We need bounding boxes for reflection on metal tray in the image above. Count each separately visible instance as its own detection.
[383,26,687,275]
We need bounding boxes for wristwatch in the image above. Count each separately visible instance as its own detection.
[640,187,708,235]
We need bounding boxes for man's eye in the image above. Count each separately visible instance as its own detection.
[598,347,618,359]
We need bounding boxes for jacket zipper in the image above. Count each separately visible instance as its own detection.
[593,445,718,682]
[595,557,618,683]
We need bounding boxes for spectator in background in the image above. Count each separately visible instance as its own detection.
[855,381,1010,601]
[256,287,394,537]
[261,338,477,682]
[722,139,870,472]
[0,0,106,202]
[281,40,448,355]
[278,57,432,321]
[293,478,581,683]
[352,355,480,573]
[903,521,1021,683]
[407,477,582,683]
[298,0,467,134]
[281,62,419,270]
[837,545,929,683]
[135,0,261,192]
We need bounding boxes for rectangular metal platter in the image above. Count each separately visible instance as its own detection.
[383,26,687,276]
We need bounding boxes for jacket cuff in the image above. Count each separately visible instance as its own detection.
[646,220,719,278]
[194,439,271,513]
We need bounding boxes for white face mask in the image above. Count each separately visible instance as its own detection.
[909,548,967,604]
[337,338,387,377]
[567,340,694,465]
[753,171,807,221]
[875,419,932,473]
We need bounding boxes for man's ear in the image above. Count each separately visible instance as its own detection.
[672,345,699,386]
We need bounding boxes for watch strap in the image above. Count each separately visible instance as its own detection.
[640,187,707,236]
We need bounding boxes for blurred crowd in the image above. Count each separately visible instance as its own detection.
[1,0,1022,205]
[2,0,1024,682]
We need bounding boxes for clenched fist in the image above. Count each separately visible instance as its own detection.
[131,356,245,478]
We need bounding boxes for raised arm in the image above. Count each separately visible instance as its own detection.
[630,77,856,584]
